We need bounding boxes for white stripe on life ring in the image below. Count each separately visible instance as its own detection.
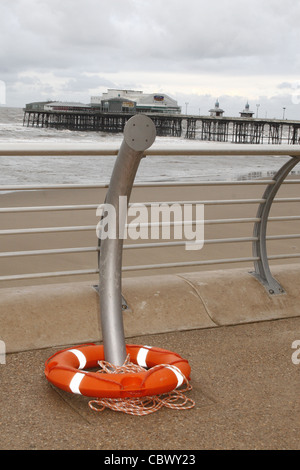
[69,372,85,395]
[166,365,184,389]
[137,346,152,368]
[69,349,87,370]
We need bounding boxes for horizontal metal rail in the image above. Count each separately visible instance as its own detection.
[1,197,300,214]
[0,204,100,213]
[2,252,300,282]
[0,180,275,191]
[1,234,300,259]
[0,270,99,282]
[0,247,98,258]
[0,226,96,236]
[122,254,300,272]
[1,142,300,157]
[2,179,300,194]
[2,215,300,237]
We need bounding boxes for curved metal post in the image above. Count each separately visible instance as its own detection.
[98,115,156,366]
[252,156,300,295]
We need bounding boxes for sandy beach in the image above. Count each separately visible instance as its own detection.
[0,180,299,288]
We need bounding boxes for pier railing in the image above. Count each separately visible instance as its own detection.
[0,143,300,296]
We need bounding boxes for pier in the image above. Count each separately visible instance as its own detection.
[23,107,300,144]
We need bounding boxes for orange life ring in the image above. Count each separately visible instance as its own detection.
[44,344,191,399]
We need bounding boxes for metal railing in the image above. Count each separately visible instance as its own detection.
[2,119,300,365]
[1,143,300,288]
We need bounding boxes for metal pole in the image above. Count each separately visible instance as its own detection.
[98,115,156,366]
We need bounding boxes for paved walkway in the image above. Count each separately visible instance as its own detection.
[1,317,300,450]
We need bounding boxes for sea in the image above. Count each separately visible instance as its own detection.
[0,106,296,186]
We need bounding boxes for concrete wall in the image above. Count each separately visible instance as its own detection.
[1,263,300,353]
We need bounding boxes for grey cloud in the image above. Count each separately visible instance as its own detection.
[1,0,300,110]
[2,0,300,71]
[62,75,117,92]
[278,82,300,90]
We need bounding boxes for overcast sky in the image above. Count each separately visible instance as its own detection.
[1,0,300,119]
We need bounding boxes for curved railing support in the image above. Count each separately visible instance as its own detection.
[252,156,300,295]
[98,115,156,366]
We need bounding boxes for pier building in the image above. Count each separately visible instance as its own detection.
[44,102,92,112]
[91,89,181,114]
[240,102,255,118]
[209,99,225,117]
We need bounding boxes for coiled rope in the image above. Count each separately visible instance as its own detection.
[88,354,195,416]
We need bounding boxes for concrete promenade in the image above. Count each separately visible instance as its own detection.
[1,262,300,450]
[1,316,300,450]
